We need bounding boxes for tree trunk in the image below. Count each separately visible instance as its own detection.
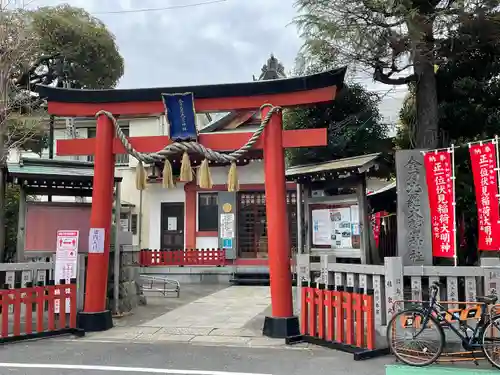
[414,58,439,149]
[412,22,440,149]
[0,120,5,263]
[0,71,7,263]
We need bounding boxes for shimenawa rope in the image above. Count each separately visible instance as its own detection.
[95,103,281,164]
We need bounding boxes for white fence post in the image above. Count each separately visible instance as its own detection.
[384,257,404,323]
[320,254,333,285]
[481,257,500,295]
[296,253,310,315]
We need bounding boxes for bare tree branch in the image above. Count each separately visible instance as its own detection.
[373,64,417,84]
[0,4,45,156]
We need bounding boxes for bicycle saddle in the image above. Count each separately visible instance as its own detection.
[477,295,498,304]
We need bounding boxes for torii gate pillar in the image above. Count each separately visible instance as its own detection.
[261,106,298,338]
[78,113,115,331]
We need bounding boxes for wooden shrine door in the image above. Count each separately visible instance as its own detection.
[160,203,184,250]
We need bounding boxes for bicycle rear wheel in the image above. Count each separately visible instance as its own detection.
[387,308,445,366]
[481,315,500,369]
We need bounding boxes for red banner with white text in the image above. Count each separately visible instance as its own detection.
[469,142,500,250]
[424,150,456,258]
[371,211,387,248]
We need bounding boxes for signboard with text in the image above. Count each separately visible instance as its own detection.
[54,230,79,313]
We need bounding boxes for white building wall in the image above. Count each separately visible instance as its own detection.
[208,161,265,185]
[195,237,219,249]
[7,127,89,163]
[147,183,186,249]
[119,117,163,248]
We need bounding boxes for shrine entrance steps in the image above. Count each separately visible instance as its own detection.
[230,272,270,286]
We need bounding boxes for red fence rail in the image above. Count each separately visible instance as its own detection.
[286,282,389,360]
[0,278,84,343]
[140,248,226,267]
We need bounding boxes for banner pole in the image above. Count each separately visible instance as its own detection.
[450,145,458,267]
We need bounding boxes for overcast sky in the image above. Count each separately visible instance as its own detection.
[30,0,406,130]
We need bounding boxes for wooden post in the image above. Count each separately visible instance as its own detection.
[113,180,121,315]
[356,175,372,264]
[296,183,303,254]
[16,186,26,262]
[303,185,311,254]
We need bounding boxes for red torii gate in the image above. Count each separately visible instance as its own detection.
[38,67,346,338]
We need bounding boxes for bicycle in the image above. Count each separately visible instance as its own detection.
[387,281,500,367]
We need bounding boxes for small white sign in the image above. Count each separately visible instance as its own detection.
[167,217,178,231]
[55,230,79,314]
[120,218,129,231]
[88,228,105,254]
[220,213,235,239]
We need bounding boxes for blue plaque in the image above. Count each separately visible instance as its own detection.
[162,92,198,141]
[222,238,233,249]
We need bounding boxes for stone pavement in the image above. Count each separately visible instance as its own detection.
[142,285,271,329]
[78,285,302,349]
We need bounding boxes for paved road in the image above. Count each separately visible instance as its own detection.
[0,338,392,374]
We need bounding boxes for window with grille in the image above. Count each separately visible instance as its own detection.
[198,193,218,231]
[237,191,297,258]
[87,126,130,165]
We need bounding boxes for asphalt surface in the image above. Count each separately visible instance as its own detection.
[0,338,393,375]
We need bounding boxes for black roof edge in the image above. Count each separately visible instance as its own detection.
[36,67,347,104]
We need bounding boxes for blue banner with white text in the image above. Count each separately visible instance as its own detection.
[162,92,198,141]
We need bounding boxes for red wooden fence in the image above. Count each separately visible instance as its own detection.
[140,248,226,267]
[287,282,389,360]
[0,278,84,343]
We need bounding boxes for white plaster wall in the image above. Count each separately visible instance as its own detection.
[208,161,265,185]
[118,117,162,248]
[147,183,186,249]
[196,237,219,249]
[128,117,162,168]
[8,128,88,163]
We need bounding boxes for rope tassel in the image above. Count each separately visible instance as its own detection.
[198,159,213,189]
[227,161,239,192]
[162,159,176,189]
[135,161,147,191]
[179,151,193,182]
[96,104,280,191]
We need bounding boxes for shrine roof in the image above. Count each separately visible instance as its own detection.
[7,158,123,182]
[367,181,396,196]
[36,67,347,104]
[285,153,382,180]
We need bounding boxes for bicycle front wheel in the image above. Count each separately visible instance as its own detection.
[481,314,500,369]
[387,308,445,366]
